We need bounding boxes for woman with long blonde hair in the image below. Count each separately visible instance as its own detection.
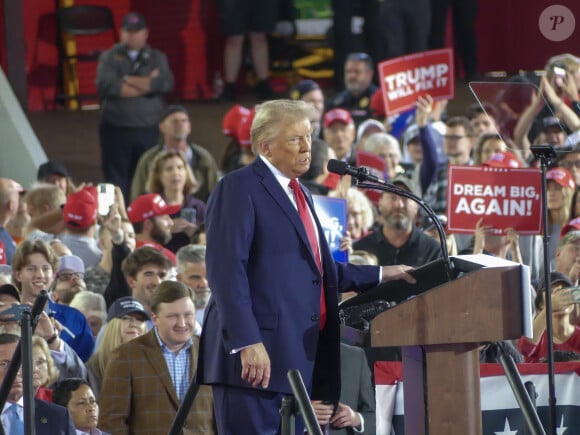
[86,297,149,399]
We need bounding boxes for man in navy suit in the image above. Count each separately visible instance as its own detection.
[0,333,75,434]
[197,99,415,434]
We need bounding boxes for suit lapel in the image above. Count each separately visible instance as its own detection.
[252,158,320,270]
[142,330,180,407]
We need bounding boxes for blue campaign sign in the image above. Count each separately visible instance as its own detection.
[312,195,348,264]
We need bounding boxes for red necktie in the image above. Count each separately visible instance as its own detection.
[289,178,326,329]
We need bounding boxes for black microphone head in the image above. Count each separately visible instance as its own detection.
[327,159,348,175]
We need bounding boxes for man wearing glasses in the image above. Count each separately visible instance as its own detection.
[50,255,87,306]
[423,116,476,215]
[326,52,378,128]
[0,333,76,434]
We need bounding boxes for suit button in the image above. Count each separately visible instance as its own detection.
[311,314,320,322]
[312,280,320,286]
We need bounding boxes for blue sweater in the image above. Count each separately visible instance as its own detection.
[48,299,94,362]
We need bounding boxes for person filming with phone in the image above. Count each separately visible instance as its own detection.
[144,149,205,253]
[517,267,580,363]
[514,54,580,156]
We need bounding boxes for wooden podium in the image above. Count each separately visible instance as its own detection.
[371,262,527,435]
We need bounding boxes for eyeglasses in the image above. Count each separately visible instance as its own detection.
[0,360,11,371]
[57,272,84,282]
[560,161,580,170]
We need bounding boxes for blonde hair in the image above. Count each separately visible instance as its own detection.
[346,188,375,231]
[349,250,379,266]
[87,318,124,381]
[25,183,66,217]
[12,240,59,289]
[32,336,59,387]
[250,100,314,154]
[145,150,198,196]
[545,53,580,73]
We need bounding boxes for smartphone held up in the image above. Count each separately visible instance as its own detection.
[97,183,116,216]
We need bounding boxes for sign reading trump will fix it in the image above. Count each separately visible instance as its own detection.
[378,48,455,116]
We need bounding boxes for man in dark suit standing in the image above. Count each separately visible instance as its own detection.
[0,333,76,434]
[197,99,415,434]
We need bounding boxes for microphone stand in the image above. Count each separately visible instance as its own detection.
[530,144,558,435]
[0,291,49,435]
[286,369,323,435]
[21,311,35,435]
[355,174,453,280]
[168,370,200,435]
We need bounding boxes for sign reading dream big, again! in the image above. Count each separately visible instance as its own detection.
[446,166,543,235]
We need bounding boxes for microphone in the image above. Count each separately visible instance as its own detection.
[326,159,385,184]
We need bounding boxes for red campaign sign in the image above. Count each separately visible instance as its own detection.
[356,151,387,204]
[447,166,542,235]
[378,48,455,116]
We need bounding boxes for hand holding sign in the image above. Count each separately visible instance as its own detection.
[505,228,523,263]
[415,95,433,127]
[378,48,455,116]
[473,217,493,254]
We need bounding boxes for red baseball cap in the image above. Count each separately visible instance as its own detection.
[222,105,255,149]
[63,187,98,230]
[561,217,580,238]
[483,150,521,168]
[127,193,181,223]
[547,167,575,190]
[323,108,353,128]
[236,109,255,148]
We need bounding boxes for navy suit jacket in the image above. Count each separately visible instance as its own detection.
[197,157,379,401]
[11,398,75,434]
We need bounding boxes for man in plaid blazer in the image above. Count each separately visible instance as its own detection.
[99,281,214,434]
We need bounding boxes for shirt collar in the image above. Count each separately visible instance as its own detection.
[163,144,193,164]
[153,327,192,354]
[259,155,293,190]
[76,429,103,435]
[2,397,23,413]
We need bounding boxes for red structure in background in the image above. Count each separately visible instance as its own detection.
[0,0,578,112]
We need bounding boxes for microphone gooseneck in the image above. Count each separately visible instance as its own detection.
[326,159,385,184]
[326,159,453,280]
